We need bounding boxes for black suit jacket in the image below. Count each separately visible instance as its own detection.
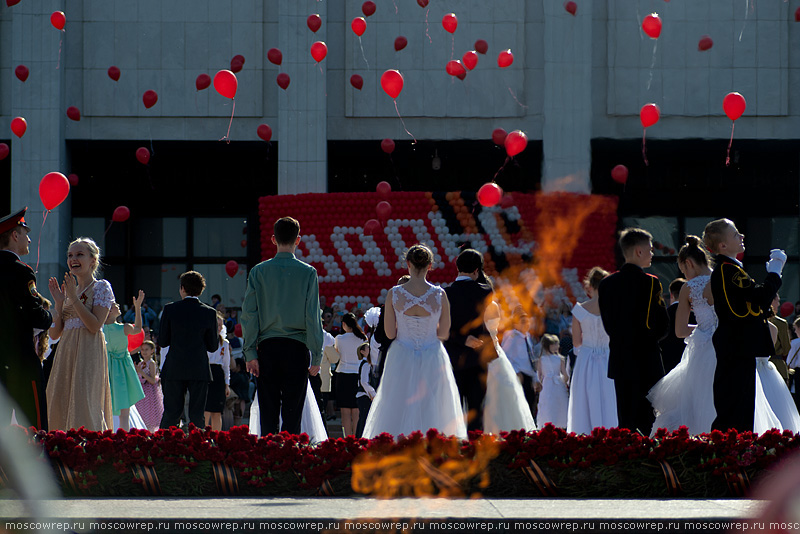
[598,263,669,383]
[660,302,694,374]
[0,250,51,428]
[710,254,781,361]
[444,279,494,371]
[158,297,219,381]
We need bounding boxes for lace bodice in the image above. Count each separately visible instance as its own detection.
[572,303,609,351]
[63,279,115,330]
[391,284,443,350]
[687,276,717,334]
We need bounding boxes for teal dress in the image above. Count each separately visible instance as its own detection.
[104,322,145,415]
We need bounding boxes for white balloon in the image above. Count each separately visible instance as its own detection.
[356,268,363,275]
[338,275,345,282]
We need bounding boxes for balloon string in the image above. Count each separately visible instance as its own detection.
[392,0,398,14]
[507,87,528,109]
[358,37,370,69]
[220,99,235,144]
[646,40,657,91]
[56,34,63,70]
[726,122,735,167]
[35,211,48,274]
[493,156,511,180]
[103,220,114,239]
[642,128,649,166]
[425,9,432,44]
[450,35,454,61]
[394,100,416,143]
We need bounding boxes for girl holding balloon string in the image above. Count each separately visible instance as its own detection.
[46,238,116,431]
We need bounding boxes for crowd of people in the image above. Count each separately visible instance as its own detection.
[3,207,800,442]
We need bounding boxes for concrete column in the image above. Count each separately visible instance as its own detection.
[542,2,592,193]
[277,1,327,194]
[10,1,69,284]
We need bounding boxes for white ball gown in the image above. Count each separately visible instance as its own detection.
[362,284,467,440]
[249,380,328,443]
[647,275,783,435]
[756,357,800,433]
[537,354,569,428]
[483,318,536,434]
[567,303,617,434]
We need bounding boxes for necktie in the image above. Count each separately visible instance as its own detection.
[524,336,535,367]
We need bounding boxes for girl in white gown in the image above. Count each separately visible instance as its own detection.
[363,245,467,440]
[484,309,536,434]
[536,334,570,428]
[567,267,617,434]
[648,236,783,435]
[249,380,328,443]
[758,319,800,432]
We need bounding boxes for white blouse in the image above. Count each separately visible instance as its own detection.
[334,332,366,374]
[207,338,231,385]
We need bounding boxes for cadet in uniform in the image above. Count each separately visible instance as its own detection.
[0,207,52,429]
[704,218,784,433]
[599,228,669,436]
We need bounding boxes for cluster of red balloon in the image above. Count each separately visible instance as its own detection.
[266,48,290,90]
[483,129,528,206]
[230,54,245,74]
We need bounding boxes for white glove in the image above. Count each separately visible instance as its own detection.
[770,249,788,263]
[766,258,785,276]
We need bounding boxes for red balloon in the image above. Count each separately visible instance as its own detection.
[478,183,503,207]
[39,172,69,211]
[310,41,328,63]
[225,260,239,278]
[442,13,457,34]
[267,48,283,66]
[240,239,247,248]
[230,58,243,73]
[362,1,376,17]
[136,147,150,165]
[380,70,404,99]
[112,206,130,223]
[500,194,514,209]
[498,49,514,68]
[381,139,395,154]
[376,201,392,220]
[796,7,800,22]
[213,70,237,99]
[6,0,20,6]
[640,103,660,128]
[10,117,26,138]
[492,128,507,145]
[475,39,489,55]
[394,36,408,51]
[376,181,392,196]
[723,92,746,121]
[234,324,243,337]
[276,73,291,90]
[232,54,245,66]
[698,35,713,51]
[736,252,744,262]
[66,106,80,121]
[307,14,322,33]
[107,66,120,81]
[642,13,662,39]
[257,124,272,142]
[565,1,577,15]
[195,73,211,91]
[504,130,528,157]
[50,11,65,31]
[350,74,364,90]
[127,330,145,353]
[364,219,381,236]
[0,143,8,161]
[352,17,367,37]
[462,51,478,70]
[142,90,158,109]
[780,301,794,318]
[417,0,429,7]
[67,173,78,186]
[456,70,466,81]
[14,65,29,82]
[446,60,466,78]
[611,165,629,184]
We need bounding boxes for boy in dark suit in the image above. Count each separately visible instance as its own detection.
[599,228,669,435]
[704,219,784,433]
[660,278,690,374]
[0,207,52,429]
[159,271,219,429]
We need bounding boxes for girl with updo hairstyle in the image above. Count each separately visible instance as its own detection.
[678,235,711,270]
[567,266,617,434]
[406,244,433,272]
[46,237,116,430]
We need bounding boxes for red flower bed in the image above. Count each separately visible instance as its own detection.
[7,424,798,498]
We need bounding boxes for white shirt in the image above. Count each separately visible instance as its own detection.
[334,332,365,374]
[356,360,377,399]
[501,329,538,380]
[207,338,231,385]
